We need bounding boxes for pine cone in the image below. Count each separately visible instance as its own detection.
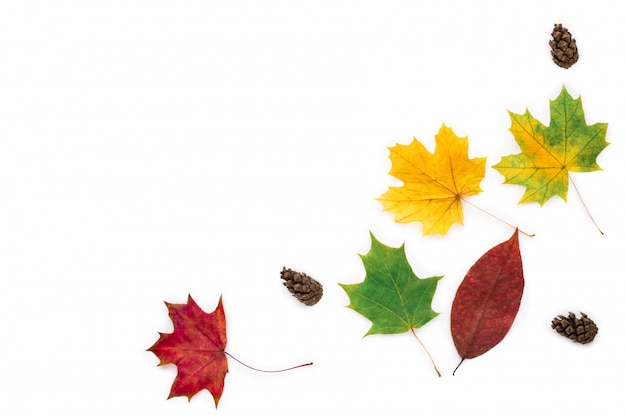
[549,23,579,69]
[280,267,323,306]
[551,312,598,344]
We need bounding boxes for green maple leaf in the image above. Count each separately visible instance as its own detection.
[339,232,442,376]
[493,86,609,206]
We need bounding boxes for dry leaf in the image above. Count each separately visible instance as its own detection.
[451,230,524,374]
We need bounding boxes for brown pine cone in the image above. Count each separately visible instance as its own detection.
[280,267,323,306]
[551,312,598,344]
[549,23,579,69]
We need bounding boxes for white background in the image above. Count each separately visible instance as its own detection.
[1,1,624,415]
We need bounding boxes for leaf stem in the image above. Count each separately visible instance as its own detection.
[568,173,603,235]
[462,198,535,237]
[452,358,465,376]
[410,328,441,377]
[223,351,313,373]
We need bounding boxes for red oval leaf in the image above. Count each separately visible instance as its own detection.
[451,230,524,370]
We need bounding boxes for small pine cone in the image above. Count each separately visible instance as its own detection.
[551,312,598,344]
[549,23,579,69]
[280,267,323,306]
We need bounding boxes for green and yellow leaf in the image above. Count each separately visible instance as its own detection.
[493,86,608,205]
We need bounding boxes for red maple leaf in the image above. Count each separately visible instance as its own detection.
[148,295,228,407]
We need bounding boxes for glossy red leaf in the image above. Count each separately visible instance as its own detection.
[148,295,228,407]
[451,230,524,372]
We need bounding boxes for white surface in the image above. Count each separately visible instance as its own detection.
[1,1,624,415]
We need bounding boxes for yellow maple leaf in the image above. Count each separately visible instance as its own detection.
[378,124,486,235]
